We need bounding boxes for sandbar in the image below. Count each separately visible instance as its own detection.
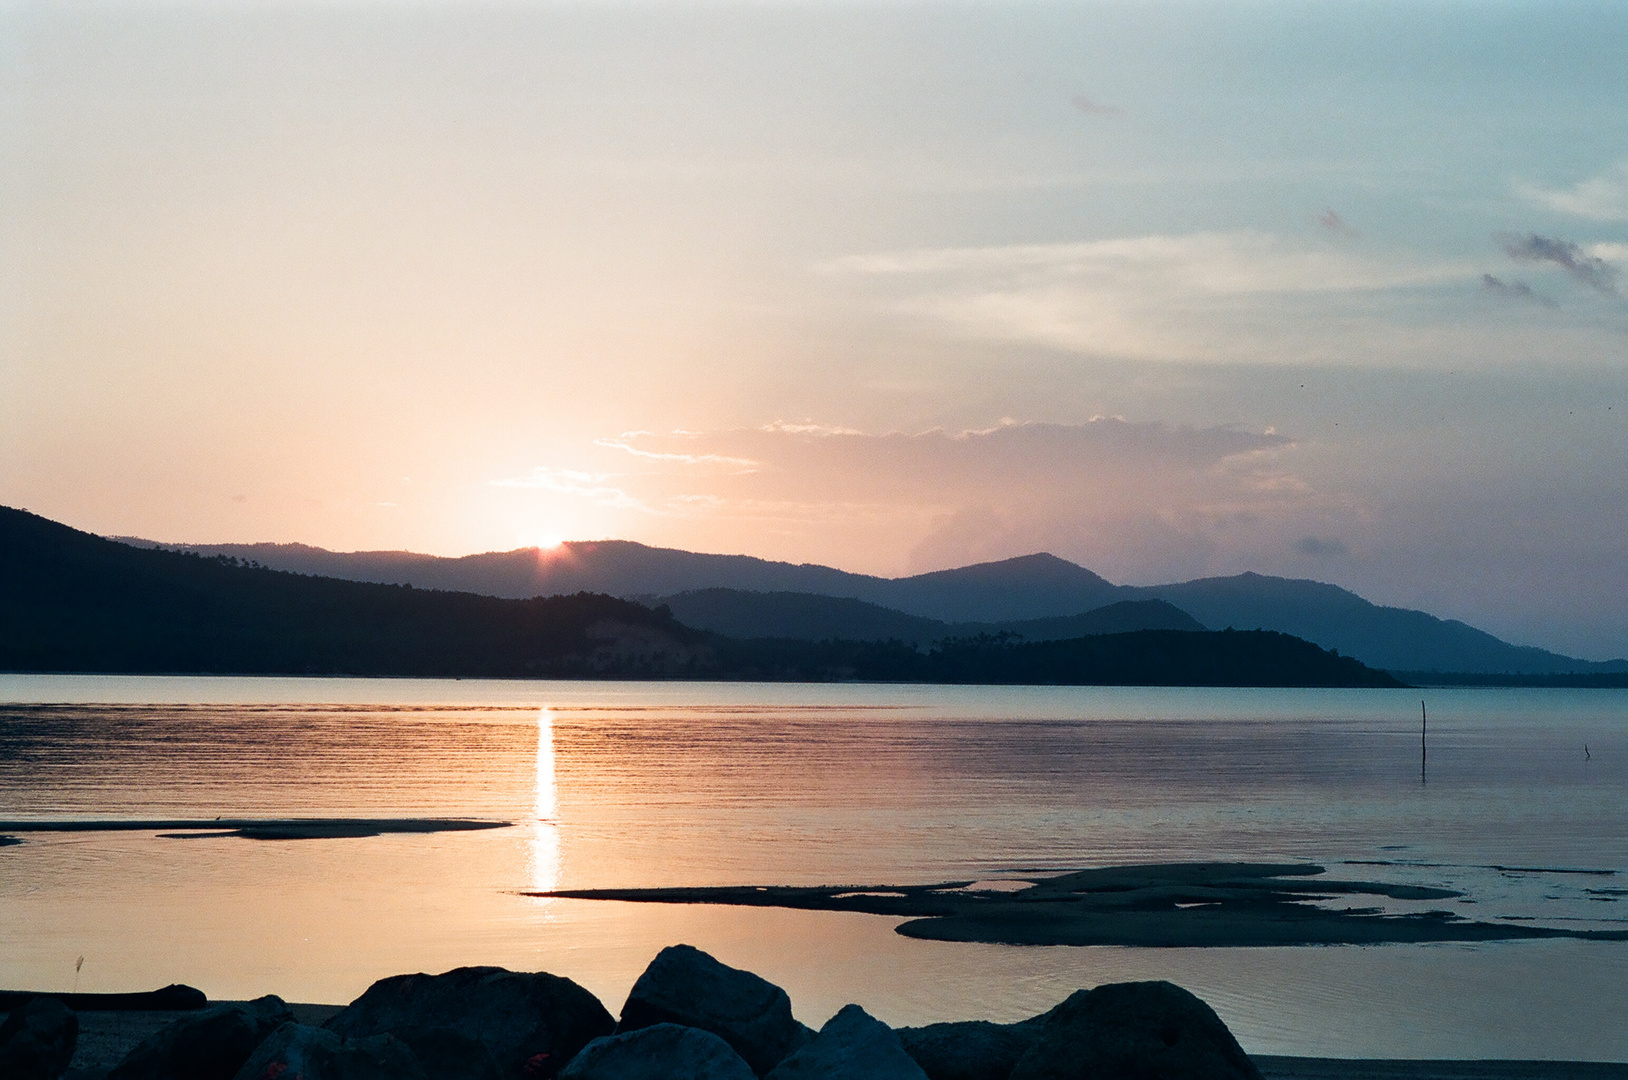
[531,861,1628,948]
[0,818,511,841]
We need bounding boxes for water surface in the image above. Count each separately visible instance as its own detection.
[2,675,1625,1059]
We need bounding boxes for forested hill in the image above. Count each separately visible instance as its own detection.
[1,506,710,676]
[713,631,1403,688]
[2,506,1401,686]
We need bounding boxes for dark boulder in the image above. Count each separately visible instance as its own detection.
[395,1028,502,1080]
[0,985,206,1013]
[107,995,293,1080]
[617,945,810,1076]
[764,1004,927,1080]
[230,1023,427,1080]
[1007,981,1262,1080]
[0,997,78,1080]
[897,1014,1051,1080]
[558,1022,757,1080]
[324,966,613,1080]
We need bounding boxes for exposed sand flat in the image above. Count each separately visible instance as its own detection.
[0,818,510,840]
[535,862,1628,947]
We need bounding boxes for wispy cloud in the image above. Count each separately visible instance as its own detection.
[826,232,1452,293]
[1519,160,1628,222]
[1071,94,1121,117]
[1499,233,1620,298]
[567,419,1353,580]
[592,438,758,470]
[822,232,1479,365]
[760,421,863,436]
[1481,273,1557,308]
[488,467,646,510]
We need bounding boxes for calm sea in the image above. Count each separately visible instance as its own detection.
[2,675,1626,1059]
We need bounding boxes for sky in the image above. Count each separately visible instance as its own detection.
[3,0,1628,659]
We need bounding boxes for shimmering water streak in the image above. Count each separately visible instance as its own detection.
[532,708,560,895]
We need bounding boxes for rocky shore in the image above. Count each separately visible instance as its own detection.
[4,945,1626,1080]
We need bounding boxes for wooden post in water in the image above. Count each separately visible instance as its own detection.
[1421,699,1427,783]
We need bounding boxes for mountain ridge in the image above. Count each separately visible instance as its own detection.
[120,534,1626,675]
[650,589,1203,645]
[6,506,1398,687]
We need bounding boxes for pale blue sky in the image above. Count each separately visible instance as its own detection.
[4,1,1628,656]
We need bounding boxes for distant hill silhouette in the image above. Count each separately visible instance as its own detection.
[657,589,1201,645]
[131,541,1126,621]
[8,506,1400,686]
[1134,573,1628,676]
[138,535,1627,675]
[865,553,1123,622]
[118,538,888,603]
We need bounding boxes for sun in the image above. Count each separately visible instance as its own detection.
[536,534,565,550]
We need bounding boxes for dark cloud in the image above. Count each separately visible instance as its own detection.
[1295,535,1349,557]
[1480,273,1558,308]
[1498,233,1620,298]
[1317,209,1355,236]
[1071,94,1121,117]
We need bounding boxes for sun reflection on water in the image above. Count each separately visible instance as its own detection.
[530,707,560,897]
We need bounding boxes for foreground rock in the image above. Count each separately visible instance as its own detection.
[559,1022,757,1080]
[393,1026,503,1080]
[0,997,78,1080]
[765,1004,927,1080]
[108,996,293,1080]
[325,966,614,1080]
[231,1023,426,1080]
[0,986,207,1013]
[617,945,811,1076]
[897,1012,1053,1080]
[1008,981,1263,1080]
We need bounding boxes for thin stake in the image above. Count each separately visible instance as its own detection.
[1421,699,1427,783]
